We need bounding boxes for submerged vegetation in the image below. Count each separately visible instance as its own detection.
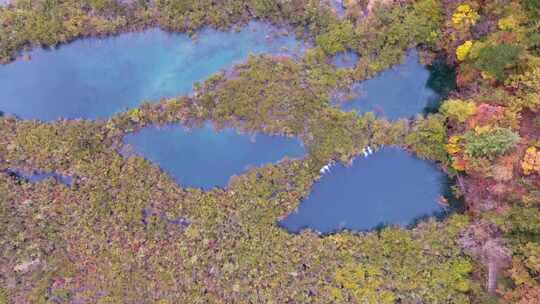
[0,0,539,302]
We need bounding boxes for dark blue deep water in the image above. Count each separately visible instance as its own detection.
[123,124,305,189]
[341,50,439,120]
[0,21,304,121]
[279,148,447,233]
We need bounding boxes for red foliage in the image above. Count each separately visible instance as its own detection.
[467,103,504,128]
[497,31,517,44]
[519,110,540,139]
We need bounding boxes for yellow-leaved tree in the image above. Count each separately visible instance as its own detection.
[456,40,473,61]
[522,147,540,175]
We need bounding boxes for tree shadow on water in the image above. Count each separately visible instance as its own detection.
[423,60,456,115]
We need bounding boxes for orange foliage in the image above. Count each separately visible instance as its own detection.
[497,31,517,44]
[446,135,462,155]
[502,282,540,304]
[521,147,540,175]
[517,285,540,304]
[452,157,467,171]
[456,68,480,88]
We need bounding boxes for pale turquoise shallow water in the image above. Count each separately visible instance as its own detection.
[0,21,305,121]
[123,124,305,190]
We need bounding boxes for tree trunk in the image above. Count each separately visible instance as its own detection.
[487,260,498,294]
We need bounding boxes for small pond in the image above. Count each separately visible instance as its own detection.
[279,147,450,234]
[0,21,305,121]
[329,0,346,18]
[123,124,305,189]
[4,169,73,186]
[331,51,359,69]
[340,50,440,120]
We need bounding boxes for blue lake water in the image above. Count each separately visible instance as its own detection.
[123,124,305,189]
[331,51,359,68]
[279,147,447,234]
[329,0,346,18]
[341,50,439,120]
[0,21,305,121]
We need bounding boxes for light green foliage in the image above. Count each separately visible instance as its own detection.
[406,114,448,163]
[0,288,7,304]
[316,20,356,55]
[354,0,443,75]
[463,127,520,159]
[503,206,540,237]
[440,99,477,123]
[334,262,396,303]
[197,55,335,135]
[329,215,472,303]
[505,66,540,111]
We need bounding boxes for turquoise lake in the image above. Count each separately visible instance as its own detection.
[123,124,305,190]
[341,50,440,120]
[0,21,305,121]
[279,148,448,233]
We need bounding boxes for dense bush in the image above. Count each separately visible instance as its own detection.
[405,114,448,163]
[521,0,540,19]
[441,99,477,123]
[315,20,356,54]
[473,44,522,81]
[462,127,520,160]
